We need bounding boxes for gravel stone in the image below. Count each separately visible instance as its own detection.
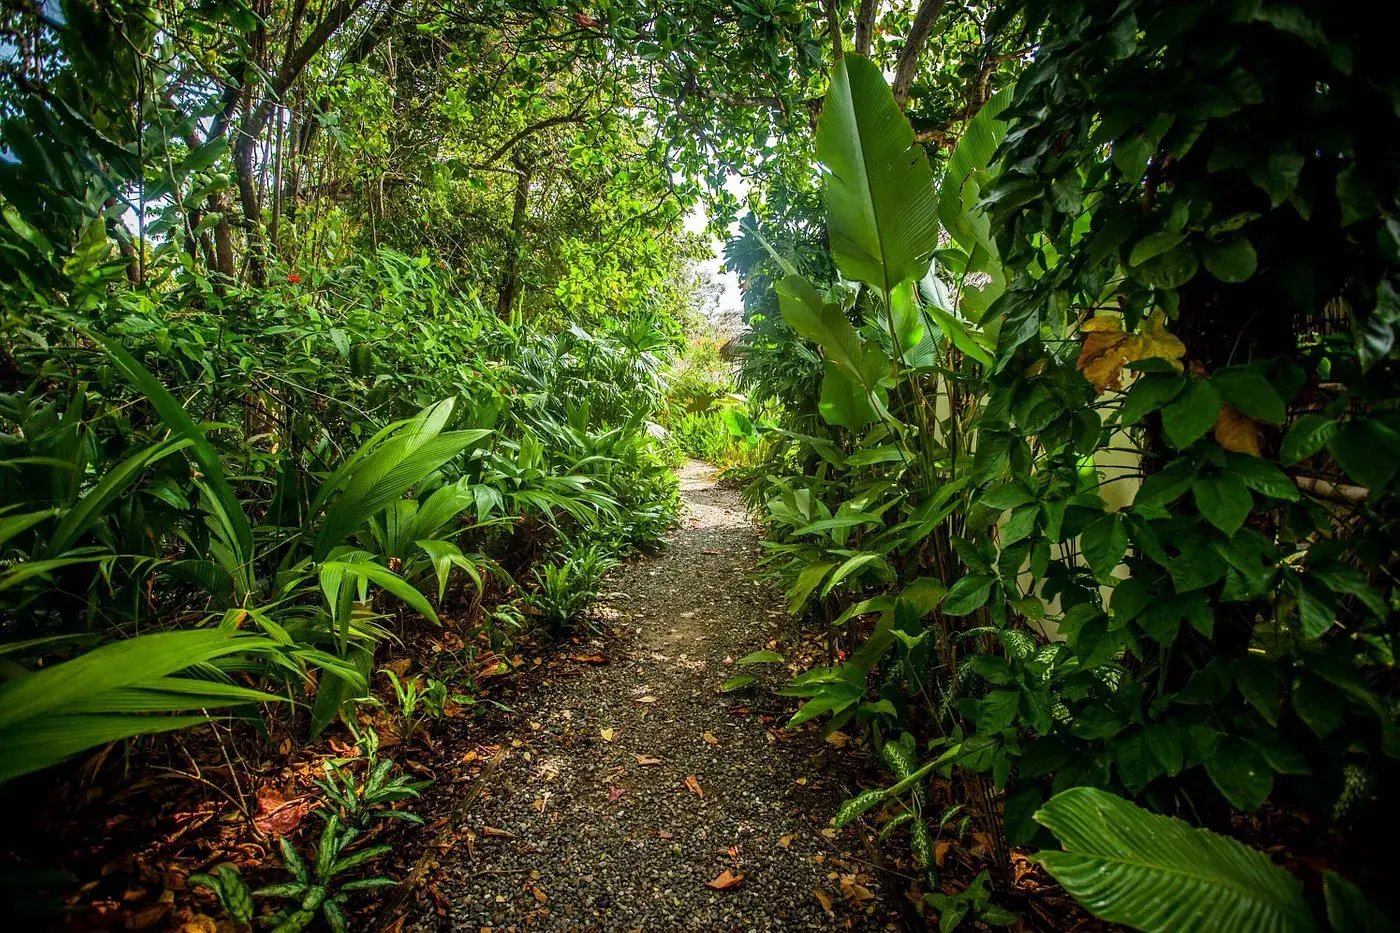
[408,462,900,931]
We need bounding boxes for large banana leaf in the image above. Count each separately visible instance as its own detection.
[816,54,938,294]
[1034,787,1315,933]
[936,84,1014,259]
[777,273,887,429]
[0,629,283,783]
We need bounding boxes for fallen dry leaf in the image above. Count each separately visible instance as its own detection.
[568,654,609,665]
[839,873,874,904]
[636,695,658,703]
[600,727,617,742]
[253,788,310,837]
[706,869,744,890]
[609,786,625,802]
[814,889,834,912]
[633,754,663,766]
[702,732,719,745]
[684,774,704,799]
[482,826,516,838]
[778,834,794,848]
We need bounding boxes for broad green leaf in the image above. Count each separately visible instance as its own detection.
[1203,238,1258,282]
[1080,512,1128,580]
[1193,474,1253,535]
[1035,787,1314,932]
[976,689,1020,733]
[1323,871,1393,933]
[737,650,785,665]
[1129,231,1186,267]
[835,788,887,828]
[1211,368,1286,424]
[1280,413,1339,465]
[1205,737,1273,812]
[821,552,887,596]
[1161,378,1222,449]
[942,573,995,616]
[937,85,1013,262]
[819,360,880,429]
[792,513,881,536]
[787,686,861,727]
[1328,419,1400,490]
[816,54,937,293]
[786,560,836,615]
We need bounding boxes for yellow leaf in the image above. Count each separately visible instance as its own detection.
[600,727,616,742]
[1214,403,1263,456]
[1077,313,1186,394]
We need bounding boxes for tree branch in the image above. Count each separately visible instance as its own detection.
[891,0,945,109]
[820,0,844,61]
[482,96,592,166]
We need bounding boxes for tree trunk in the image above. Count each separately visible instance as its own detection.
[235,133,266,285]
[496,159,531,318]
[821,0,844,60]
[891,0,945,108]
[854,0,877,56]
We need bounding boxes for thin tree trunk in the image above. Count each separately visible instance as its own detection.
[820,0,844,60]
[210,193,236,279]
[235,135,265,284]
[854,0,877,56]
[891,0,945,108]
[496,159,531,318]
[270,105,285,254]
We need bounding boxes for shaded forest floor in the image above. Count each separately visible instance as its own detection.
[395,461,904,930]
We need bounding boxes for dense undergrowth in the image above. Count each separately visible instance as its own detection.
[722,3,1400,929]
[0,245,681,921]
[4,0,1400,929]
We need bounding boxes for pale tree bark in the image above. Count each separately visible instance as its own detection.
[854,0,878,56]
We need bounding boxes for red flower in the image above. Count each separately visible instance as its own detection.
[287,273,301,284]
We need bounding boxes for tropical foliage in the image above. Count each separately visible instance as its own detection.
[726,3,1400,928]
[4,0,1399,928]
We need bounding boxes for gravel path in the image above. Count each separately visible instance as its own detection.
[411,461,901,931]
